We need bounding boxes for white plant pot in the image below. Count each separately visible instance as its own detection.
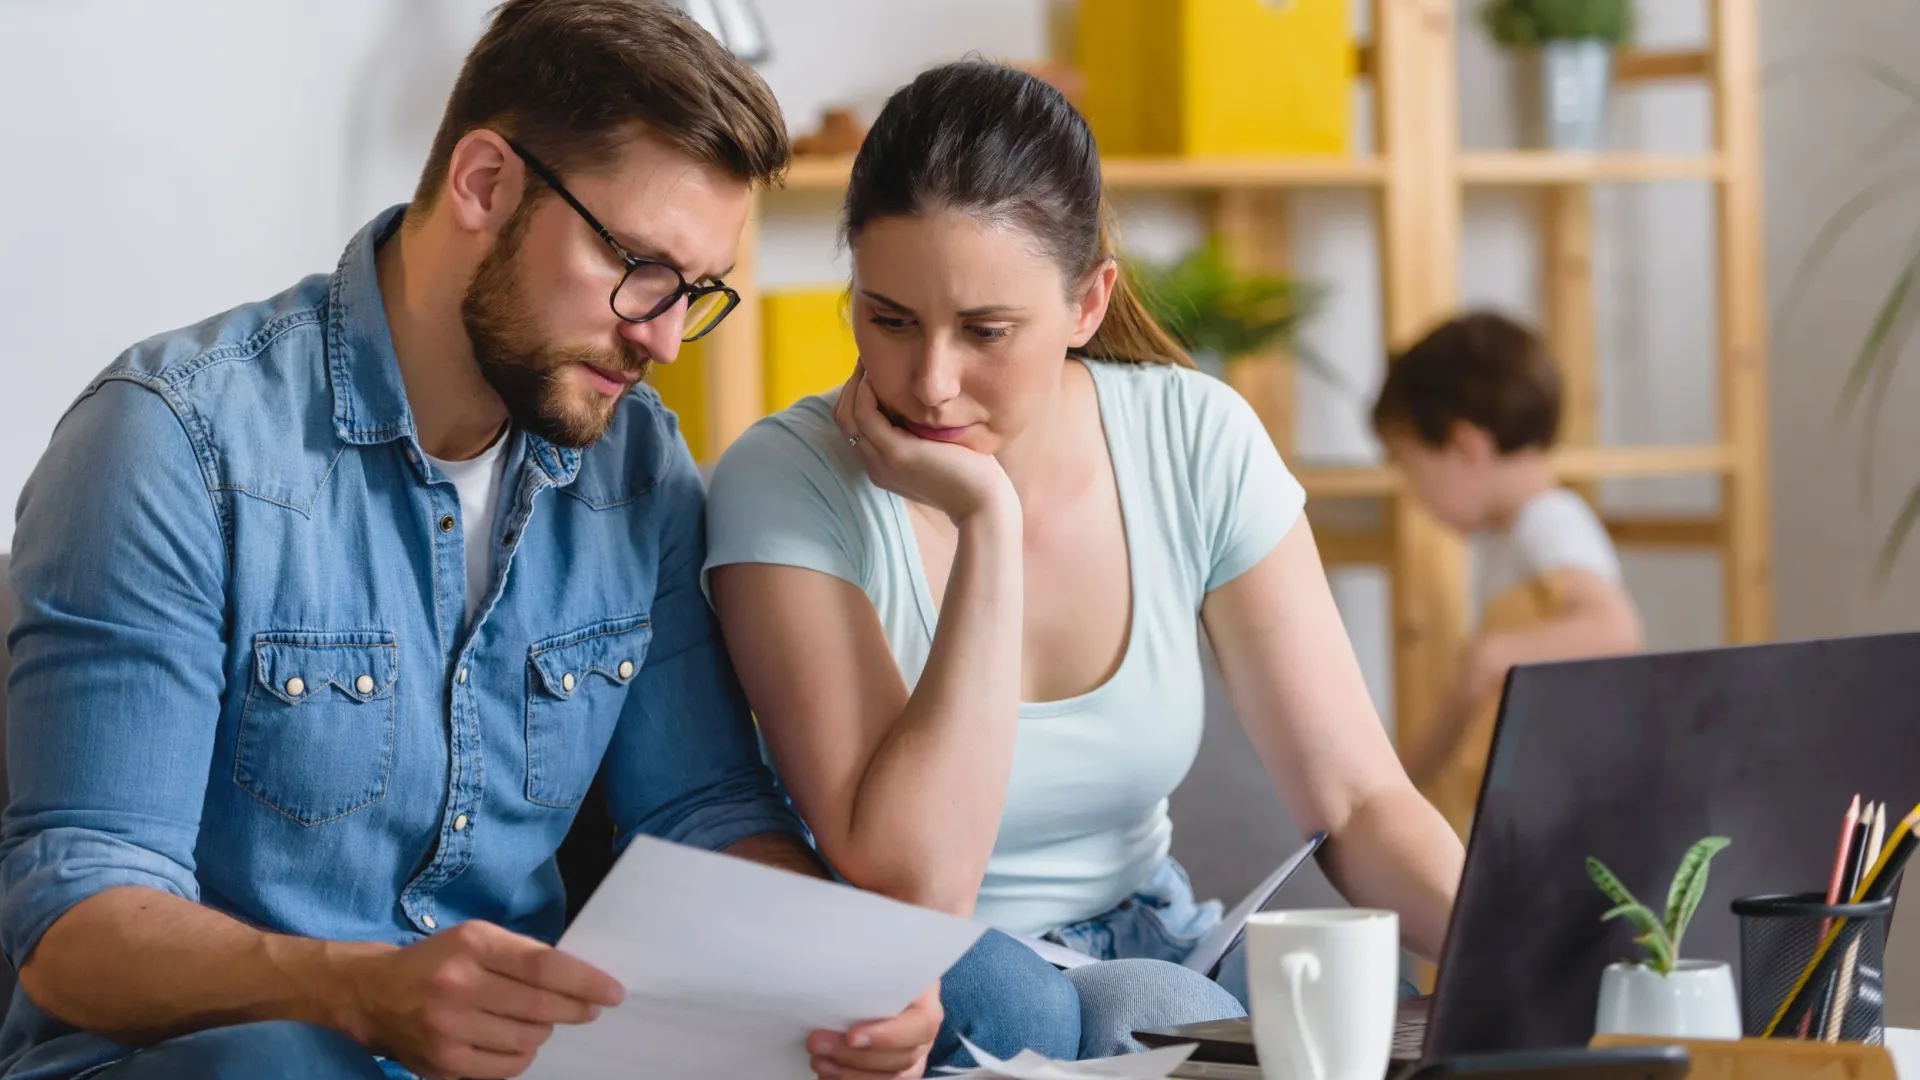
[1513,39,1614,151]
[1594,960,1743,1040]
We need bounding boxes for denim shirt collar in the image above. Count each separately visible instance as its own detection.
[326,204,583,488]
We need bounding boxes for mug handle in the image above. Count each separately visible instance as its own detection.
[1282,951,1325,1080]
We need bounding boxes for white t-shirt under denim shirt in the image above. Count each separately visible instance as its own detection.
[702,360,1306,936]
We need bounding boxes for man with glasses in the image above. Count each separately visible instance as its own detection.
[0,3,1077,1079]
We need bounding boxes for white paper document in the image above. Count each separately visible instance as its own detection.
[1181,830,1326,977]
[525,835,987,1079]
[937,1036,1198,1079]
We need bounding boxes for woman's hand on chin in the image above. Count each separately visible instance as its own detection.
[834,362,1016,525]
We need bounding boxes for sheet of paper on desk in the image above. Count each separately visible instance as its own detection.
[1183,831,1326,976]
[524,835,987,1080]
[937,1037,1198,1079]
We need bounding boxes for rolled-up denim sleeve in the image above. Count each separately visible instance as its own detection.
[602,418,806,856]
[0,377,228,970]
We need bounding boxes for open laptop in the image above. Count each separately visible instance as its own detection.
[1141,632,1920,1071]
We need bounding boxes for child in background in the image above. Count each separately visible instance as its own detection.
[1371,311,1643,837]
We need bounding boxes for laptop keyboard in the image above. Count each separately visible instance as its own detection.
[1391,1013,1428,1060]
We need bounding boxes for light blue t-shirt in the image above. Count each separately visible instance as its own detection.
[704,360,1306,935]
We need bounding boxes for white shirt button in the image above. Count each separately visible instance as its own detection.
[561,672,576,692]
[453,814,469,832]
[284,677,305,697]
[458,667,469,684]
[617,660,635,680]
[421,914,437,930]
[355,674,375,694]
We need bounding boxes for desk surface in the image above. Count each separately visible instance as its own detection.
[1169,1031,1920,1080]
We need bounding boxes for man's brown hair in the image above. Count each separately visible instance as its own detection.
[1370,311,1562,453]
[412,0,789,213]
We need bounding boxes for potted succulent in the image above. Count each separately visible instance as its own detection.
[1587,836,1743,1039]
[1480,0,1635,151]
[1127,243,1327,382]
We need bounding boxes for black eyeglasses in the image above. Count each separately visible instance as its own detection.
[504,137,740,342]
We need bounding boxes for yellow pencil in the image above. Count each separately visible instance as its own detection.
[1762,802,1920,1037]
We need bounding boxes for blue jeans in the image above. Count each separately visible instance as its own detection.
[16,930,1075,1079]
[1045,860,1421,1058]
[79,1023,384,1080]
[1047,860,1248,1058]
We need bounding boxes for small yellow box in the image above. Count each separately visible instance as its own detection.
[644,336,708,461]
[763,287,857,414]
[643,287,857,464]
[1078,0,1352,157]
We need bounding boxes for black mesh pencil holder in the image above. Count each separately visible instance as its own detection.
[1732,892,1895,1044]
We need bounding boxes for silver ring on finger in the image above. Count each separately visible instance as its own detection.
[847,434,862,447]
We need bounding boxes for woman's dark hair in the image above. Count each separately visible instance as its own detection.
[842,61,1191,368]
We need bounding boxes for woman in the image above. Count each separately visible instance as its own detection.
[705,61,1465,1059]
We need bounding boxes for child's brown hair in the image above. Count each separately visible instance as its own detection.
[1370,311,1562,453]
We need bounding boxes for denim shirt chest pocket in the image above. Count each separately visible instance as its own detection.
[236,631,398,825]
[525,614,652,808]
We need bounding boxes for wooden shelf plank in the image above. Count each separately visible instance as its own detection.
[1458,152,1724,185]
[1607,516,1727,549]
[779,154,1385,195]
[1307,514,1726,567]
[791,153,1720,194]
[1103,156,1385,188]
[1617,49,1710,81]
[1295,445,1734,500]
[1359,44,1708,84]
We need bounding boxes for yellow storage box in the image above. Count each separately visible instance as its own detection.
[643,336,709,461]
[1077,0,1352,157]
[643,286,857,464]
[763,287,857,415]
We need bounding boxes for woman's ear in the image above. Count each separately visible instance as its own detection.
[1068,258,1120,349]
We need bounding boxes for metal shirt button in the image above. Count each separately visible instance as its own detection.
[284,677,305,697]
[438,514,455,533]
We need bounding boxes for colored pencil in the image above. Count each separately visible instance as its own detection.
[1763,803,1920,1037]
[1803,795,1862,1038]
[1823,802,1881,1040]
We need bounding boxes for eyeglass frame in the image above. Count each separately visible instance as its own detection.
[503,136,741,341]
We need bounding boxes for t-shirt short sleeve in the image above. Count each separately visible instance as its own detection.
[1509,488,1622,584]
[1180,371,1308,593]
[703,406,867,602]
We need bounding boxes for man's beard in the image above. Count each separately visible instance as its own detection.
[461,202,651,449]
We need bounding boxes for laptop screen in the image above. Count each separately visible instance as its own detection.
[1426,632,1920,1056]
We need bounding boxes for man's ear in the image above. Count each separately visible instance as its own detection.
[442,129,525,237]
[1068,258,1120,349]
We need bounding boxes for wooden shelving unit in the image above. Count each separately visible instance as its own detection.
[691,0,1772,740]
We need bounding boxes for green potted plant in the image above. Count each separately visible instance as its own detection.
[1480,0,1636,151]
[1126,243,1327,382]
[1587,836,1741,1038]
[1767,53,1920,576]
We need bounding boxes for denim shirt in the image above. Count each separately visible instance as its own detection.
[0,206,802,1079]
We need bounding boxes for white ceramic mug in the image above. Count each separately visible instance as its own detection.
[1246,909,1400,1080]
